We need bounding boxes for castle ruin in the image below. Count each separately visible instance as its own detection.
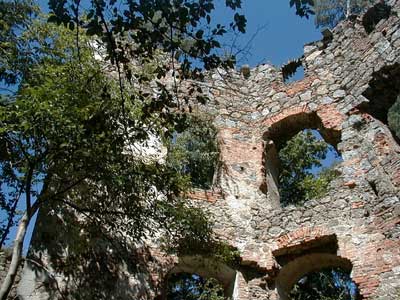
[4,1,400,299]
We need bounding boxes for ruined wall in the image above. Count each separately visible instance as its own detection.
[0,250,24,299]
[14,1,400,299]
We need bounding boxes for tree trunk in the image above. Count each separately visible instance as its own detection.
[0,195,20,247]
[346,0,351,17]
[0,202,39,300]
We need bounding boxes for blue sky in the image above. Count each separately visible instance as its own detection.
[2,0,330,252]
[211,0,322,67]
[35,0,322,66]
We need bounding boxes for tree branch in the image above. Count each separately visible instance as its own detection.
[0,187,23,248]
[0,201,40,300]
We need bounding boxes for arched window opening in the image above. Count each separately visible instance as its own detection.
[164,256,237,300]
[289,267,360,300]
[360,63,400,144]
[274,251,360,300]
[263,112,342,207]
[166,273,226,300]
[167,114,220,189]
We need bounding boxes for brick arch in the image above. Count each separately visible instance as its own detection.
[261,106,343,207]
[262,105,343,149]
[274,226,333,251]
[161,256,237,300]
[275,253,355,300]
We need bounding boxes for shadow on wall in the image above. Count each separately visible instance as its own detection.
[18,203,157,300]
[161,256,237,300]
[359,63,400,144]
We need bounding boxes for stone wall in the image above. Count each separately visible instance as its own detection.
[189,2,400,298]
[1,250,24,299]
[10,1,400,299]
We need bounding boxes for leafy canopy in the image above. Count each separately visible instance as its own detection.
[47,0,246,104]
[0,0,249,295]
[0,17,191,241]
[0,0,38,87]
[167,115,219,189]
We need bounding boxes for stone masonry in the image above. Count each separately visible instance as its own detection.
[9,1,400,299]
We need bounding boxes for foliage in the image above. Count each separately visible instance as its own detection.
[167,273,226,300]
[167,114,219,189]
[289,268,359,300]
[0,0,344,298]
[46,0,322,109]
[161,201,240,268]
[388,96,400,140]
[297,167,340,201]
[47,0,247,111]
[0,16,215,243]
[278,130,339,205]
[0,14,222,299]
[312,0,373,28]
[290,0,315,18]
[0,0,38,87]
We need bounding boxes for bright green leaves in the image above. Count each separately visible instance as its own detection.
[0,16,194,249]
[278,130,339,205]
[0,0,38,86]
[167,114,219,190]
[0,13,227,261]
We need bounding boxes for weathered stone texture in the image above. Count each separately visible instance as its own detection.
[8,1,400,299]
[1,250,24,299]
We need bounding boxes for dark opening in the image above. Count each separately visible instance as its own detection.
[166,273,226,300]
[362,2,392,34]
[289,267,360,300]
[360,63,400,143]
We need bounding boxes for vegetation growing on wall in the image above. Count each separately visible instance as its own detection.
[278,130,340,206]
